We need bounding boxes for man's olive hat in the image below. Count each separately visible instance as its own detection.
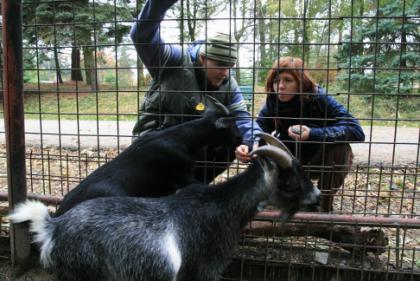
[199,32,238,65]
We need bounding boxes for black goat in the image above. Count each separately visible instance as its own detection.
[54,102,242,216]
[10,134,320,281]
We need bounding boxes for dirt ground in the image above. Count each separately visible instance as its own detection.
[0,261,56,281]
[0,126,418,280]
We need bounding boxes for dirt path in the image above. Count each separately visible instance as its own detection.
[351,125,419,165]
[0,119,419,165]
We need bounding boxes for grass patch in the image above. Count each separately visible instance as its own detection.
[5,82,145,121]
[334,94,420,127]
[0,82,418,126]
[23,90,143,121]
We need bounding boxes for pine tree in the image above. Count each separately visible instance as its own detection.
[336,0,419,95]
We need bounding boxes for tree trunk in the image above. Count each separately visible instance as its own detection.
[82,46,98,92]
[71,47,83,81]
[137,60,145,87]
[315,22,329,59]
[53,47,63,83]
[235,47,241,84]
[232,0,240,84]
[186,0,196,42]
[354,0,364,43]
[302,0,311,64]
[350,0,364,75]
[0,46,3,101]
[256,0,266,83]
[399,17,408,91]
[233,0,250,85]
[400,24,407,68]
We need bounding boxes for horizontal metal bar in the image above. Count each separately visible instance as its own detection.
[0,192,419,228]
[0,192,60,206]
[256,211,420,228]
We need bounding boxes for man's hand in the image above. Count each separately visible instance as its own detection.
[288,125,310,141]
[235,143,259,163]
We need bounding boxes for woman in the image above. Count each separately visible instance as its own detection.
[236,57,365,212]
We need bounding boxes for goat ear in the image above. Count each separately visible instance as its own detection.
[205,95,230,115]
[215,117,232,129]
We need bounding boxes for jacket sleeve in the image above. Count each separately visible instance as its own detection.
[309,88,365,142]
[228,87,262,147]
[256,104,275,134]
[130,0,182,79]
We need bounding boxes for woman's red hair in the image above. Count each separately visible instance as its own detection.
[265,57,317,98]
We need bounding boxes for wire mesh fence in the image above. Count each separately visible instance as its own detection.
[0,0,419,280]
[223,220,418,281]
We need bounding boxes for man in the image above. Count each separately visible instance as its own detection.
[130,0,261,183]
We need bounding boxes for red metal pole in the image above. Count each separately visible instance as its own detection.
[256,211,420,228]
[1,191,418,228]
[0,192,61,206]
[2,0,31,274]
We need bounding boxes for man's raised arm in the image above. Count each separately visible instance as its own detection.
[130,0,181,78]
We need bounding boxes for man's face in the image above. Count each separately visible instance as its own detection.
[200,56,234,88]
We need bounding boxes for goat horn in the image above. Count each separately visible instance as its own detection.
[250,145,293,169]
[205,95,230,115]
[255,132,294,157]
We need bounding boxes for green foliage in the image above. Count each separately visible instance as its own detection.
[336,0,419,95]
[21,0,133,86]
[12,0,417,98]
[23,0,132,46]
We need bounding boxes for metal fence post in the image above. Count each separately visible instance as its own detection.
[2,0,31,274]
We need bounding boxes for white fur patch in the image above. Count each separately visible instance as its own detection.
[9,200,48,225]
[9,200,55,267]
[263,161,276,187]
[39,233,55,267]
[162,232,181,279]
[303,186,321,205]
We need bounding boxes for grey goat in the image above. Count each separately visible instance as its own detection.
[10,133,320,281]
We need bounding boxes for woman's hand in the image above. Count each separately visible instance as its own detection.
[288,125,310,141]
[235,143,259,163]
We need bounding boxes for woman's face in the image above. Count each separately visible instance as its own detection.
[272,72,299,102]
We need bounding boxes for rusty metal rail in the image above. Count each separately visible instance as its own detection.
[1,192,419,229]
[0,192,61,206]
[257,211,420,228]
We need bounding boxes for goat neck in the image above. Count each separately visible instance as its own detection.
[209,157,279,228]
[165,114,232,150]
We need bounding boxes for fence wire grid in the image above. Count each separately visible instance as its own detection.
[0,0,419,280]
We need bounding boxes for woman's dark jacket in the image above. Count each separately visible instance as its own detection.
[257,86,365,157]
